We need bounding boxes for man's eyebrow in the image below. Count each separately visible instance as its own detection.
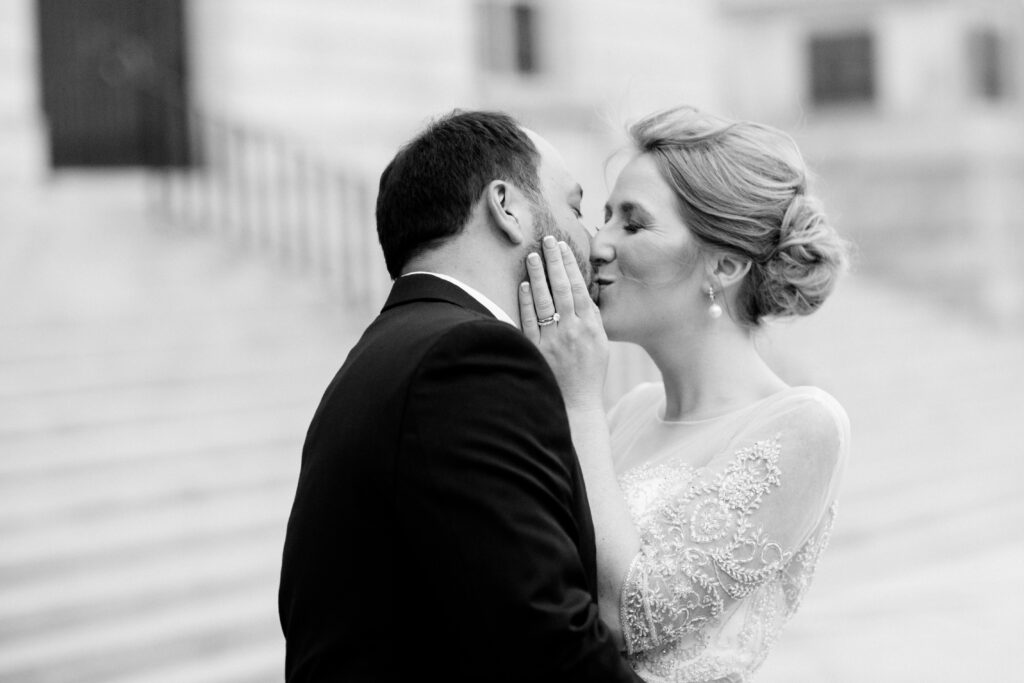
[570,184,583,202]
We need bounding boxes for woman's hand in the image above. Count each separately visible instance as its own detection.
[519,235,608,412]
[521,239,641,642]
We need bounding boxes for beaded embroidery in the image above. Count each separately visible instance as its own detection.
[618,436,838,682]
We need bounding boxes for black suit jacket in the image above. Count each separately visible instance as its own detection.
[279,274,639,682]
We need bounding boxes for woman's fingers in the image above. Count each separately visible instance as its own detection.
[527,235,593,333]
[518,281,540,344]
[558,241,595,314]
[526,250,556,322]
[541,236,574,315]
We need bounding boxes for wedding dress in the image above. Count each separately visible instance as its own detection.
[608,384,850,683]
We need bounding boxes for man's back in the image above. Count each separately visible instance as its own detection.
[279,275,636,682]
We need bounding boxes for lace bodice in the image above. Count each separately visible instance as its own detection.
[609,384,850,682]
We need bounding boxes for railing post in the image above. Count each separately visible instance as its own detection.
[294,149,311,272]
[133,76,379,309]
[314,159,332,281]
[231,125,251,249]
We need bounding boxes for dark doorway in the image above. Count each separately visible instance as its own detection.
[37,0,191,167]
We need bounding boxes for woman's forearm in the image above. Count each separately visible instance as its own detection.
[565,406,642,647]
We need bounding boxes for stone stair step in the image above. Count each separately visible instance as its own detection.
[0,483,293,576]
[0,534,281,636]
[0,294,357,357]
[821,489,1024,588]
[101,643,283,683]
[0,404,309,477]
[0,587,279,683]
[0,342,337,401]
[0,440,296,523]
[0,372,325,436]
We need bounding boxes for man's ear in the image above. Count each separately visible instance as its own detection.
[484,180,527,245]
[710,251,752,289]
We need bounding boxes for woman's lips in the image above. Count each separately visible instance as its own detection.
[591,279,613,304]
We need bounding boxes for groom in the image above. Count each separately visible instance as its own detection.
[279,110,639,682]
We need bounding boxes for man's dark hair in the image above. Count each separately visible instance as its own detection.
[375,110,542,279]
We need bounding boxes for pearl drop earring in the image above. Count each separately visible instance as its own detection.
[707,285,723,319]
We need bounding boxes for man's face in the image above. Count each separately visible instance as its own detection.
[520,130,592,287]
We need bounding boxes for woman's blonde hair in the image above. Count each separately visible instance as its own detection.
[630,106,849,326]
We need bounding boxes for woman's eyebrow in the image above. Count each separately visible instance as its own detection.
[605,200,654,222]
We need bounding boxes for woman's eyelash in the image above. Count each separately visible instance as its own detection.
[623,222,643,233]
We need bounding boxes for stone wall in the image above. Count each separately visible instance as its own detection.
[187,0,476,176]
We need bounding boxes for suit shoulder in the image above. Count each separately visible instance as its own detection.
[421,317,549,369]
[408,318,563,416]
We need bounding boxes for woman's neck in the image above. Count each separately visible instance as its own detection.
[642,323,787,422]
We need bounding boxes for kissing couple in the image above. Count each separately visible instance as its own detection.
[280,107,851,682]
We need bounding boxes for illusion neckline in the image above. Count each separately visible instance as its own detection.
[656,385,802,425]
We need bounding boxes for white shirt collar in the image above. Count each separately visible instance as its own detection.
[402,271,518,327]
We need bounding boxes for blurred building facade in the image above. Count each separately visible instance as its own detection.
[721,0,1024,322]
[3,0,1023,324]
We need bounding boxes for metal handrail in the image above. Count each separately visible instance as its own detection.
[119,63,388,311]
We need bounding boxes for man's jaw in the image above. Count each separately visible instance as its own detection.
[526,232,593,290]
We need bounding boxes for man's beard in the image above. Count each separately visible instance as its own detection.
[521,202,593,289]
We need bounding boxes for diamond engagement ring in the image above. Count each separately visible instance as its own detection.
[537,312,560,327]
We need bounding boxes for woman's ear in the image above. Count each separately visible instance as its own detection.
[710,251,752,289]
[484,180,527,245]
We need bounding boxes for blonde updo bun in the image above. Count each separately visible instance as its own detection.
[750,193,848,320]
[629,106,850,326]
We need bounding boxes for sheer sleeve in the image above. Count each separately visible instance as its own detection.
[619,391,848,655]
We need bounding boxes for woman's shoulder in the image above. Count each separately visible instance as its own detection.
[768,385,846,416]
[754,385,851,457]
[777,385,848,426]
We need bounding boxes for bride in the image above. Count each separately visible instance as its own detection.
[519,106,851,682]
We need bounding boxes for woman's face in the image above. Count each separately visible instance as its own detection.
[591,153,706,344]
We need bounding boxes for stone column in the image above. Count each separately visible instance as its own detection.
[0,0,47,188]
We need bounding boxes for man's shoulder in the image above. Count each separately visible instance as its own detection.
[415,314,547,375]
[342,301,539,385]
[371,293,524,348]
[381,295,503,332]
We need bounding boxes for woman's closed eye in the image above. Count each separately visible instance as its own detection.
[603,202,649,235]
[596,216,643,234]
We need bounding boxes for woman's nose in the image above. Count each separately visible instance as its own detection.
[589,226,615,267]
